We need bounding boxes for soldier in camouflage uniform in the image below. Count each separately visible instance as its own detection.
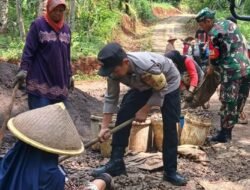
[196,8,250,143]
[226,15,249,124]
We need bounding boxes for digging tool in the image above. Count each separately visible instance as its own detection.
[59,118,134,163]
[187,70,220,108]
[0,83,19,147]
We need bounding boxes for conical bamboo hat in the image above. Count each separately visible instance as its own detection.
[7,103,84,155]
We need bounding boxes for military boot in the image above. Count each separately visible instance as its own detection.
[210,128,232,143]
[91,146,126,177]
[227,128,232,140]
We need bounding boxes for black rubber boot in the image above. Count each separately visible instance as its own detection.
[227,128,232,140]
[210,128,232,143]
[163,172,187,186]
[91,147,127,177]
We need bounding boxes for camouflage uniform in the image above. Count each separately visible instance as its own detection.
[208,20,250,129]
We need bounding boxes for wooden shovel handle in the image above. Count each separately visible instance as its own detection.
[59,118,134,163]
[0,83,19,146]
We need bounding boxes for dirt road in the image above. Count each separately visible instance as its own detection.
[152,15,194,54]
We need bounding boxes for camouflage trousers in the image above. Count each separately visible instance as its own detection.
[220,77,250,129]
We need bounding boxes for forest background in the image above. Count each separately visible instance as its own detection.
[0,0,249,62]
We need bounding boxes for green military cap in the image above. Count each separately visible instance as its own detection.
[196,7,216,22]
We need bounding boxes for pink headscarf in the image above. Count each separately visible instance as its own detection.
[44,0,66,32]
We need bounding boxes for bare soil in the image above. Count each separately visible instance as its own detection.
[0,62,102,144]
[0,61,250,190]
[62,93,250,190]
[152,7,183,19]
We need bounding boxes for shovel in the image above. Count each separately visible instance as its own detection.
[0,83,19,147]
[59,118,134,163]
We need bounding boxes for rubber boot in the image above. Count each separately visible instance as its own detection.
[227,128,232,140]
[163,172,187,186]
[91,147,126,177]
[210,128,232,143]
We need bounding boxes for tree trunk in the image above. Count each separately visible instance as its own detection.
[38,0,48,17]
[16,0,25,40]
[69,0,76,31]
[125,0,130,14]
[0,0,9,33]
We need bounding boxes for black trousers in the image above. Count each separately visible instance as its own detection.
[112,88,180,175]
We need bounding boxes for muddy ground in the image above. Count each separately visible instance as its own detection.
[0,62,103,138]
[0,14,250,189]
[0,61,250,189]
[63,84,250,190]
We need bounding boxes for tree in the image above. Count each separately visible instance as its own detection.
[69,0,76,31]
[38,0,48,16]
[16,0,25,40]
[0,0,9,33]
[119,0,131,14]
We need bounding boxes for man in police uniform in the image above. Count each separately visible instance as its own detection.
[196,8,250,142]
[91,43,187,186]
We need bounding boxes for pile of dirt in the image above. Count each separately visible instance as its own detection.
[113,23,151,52]
[152,7,182,19]
[0,62,102,142]
[121,14,137,36]
[72,57,100,75]
[0,62,19,88]
[184,109,213,120]
[0,63,28,124]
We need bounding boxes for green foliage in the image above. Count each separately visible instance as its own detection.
[243,0,250,15]
[180,0,227,12]
[0,0,169,61]
[1,0,162,60]
[238,22,250,40]
[0,35,24,60]
[73,71,102,81]
[71,0,121,59]
[153,0,180,7]
[131,0,157,23]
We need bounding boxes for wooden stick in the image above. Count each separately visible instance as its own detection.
[59,118,134,163]
[0,83,19,147]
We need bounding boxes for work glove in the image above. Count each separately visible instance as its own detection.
[69,77,74,91]
[13,70,27,87]
[183,90,193,102]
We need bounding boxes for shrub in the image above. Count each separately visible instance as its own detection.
[131,0,157,23]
